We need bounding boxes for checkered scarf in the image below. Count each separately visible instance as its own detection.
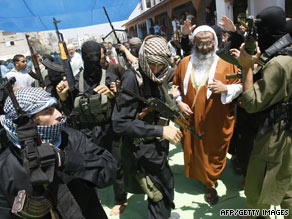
[138,35,171,85]
[0,87,66,148]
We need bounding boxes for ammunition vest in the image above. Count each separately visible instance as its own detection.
[256,50,292,131]
[73,70,111,125]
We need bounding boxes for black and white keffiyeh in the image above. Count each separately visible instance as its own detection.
[0,87,66,148]
[138,35,171,85]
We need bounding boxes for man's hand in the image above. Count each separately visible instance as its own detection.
[162,125,183,145]
[182,20,196,36]
[110,80,121,94]
[169,85,180,99]
[208,79,227,94]
[235,43,261,71]
[177,102,193,117]
[218,16,236,32]
[94,84,115,99]
[56,77,69,102]
[118,44,127,53]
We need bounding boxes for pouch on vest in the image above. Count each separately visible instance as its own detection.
[73,69,111,124]
[136,171,163,202]
[74,93,111,124]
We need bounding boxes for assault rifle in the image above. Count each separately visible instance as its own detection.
[219,16,260,79]
[53,17,75,91]
[25,34,45,88]
[102,6,127,59]
[102,7,125,44]
[226,32,292,80]
[117,84,204,139]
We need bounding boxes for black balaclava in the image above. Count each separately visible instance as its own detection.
[256,6,286,52]
[286,19,292,37]
[81,41,102,90]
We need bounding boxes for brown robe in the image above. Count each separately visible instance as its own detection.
[173,55,239,187]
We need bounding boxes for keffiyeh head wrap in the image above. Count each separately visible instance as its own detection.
[0,87,66,148]
[138,35,171,85]
[129,37,142,47]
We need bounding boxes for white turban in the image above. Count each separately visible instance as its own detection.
[192,25,218,50]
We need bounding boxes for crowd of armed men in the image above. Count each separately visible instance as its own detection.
[0,6,292,219]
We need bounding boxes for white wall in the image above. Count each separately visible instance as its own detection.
[248,0,285,17]
[215,0,233,24]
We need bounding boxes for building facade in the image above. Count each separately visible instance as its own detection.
[125,0,292,39]
[0,31,48,61]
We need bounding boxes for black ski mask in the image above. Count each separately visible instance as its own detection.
[256,6,286,52]
[81,41,102,88]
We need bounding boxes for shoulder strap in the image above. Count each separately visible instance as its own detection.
[158,84,179,112]
[78,69,84,94]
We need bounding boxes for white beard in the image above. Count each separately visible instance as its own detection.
[191,46,216,73]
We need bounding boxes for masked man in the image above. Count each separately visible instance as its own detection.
[173,25,242,205]
[0,87,117,218]
[57,41,128,216]
[235,6,292,218]
[112,35,183,219]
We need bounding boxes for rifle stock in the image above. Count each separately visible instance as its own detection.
[53,17,75,91]
[25,35,45,88]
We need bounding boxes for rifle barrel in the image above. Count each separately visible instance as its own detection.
[103,7,121,44]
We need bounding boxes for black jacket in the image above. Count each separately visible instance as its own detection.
[111,69,174,207]
[0,127,117,218]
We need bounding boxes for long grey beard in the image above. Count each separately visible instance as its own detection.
[191,46,215,72]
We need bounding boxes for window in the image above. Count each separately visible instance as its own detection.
[2,31,15,36]
[146,0,151,8]
[5,41,15,47]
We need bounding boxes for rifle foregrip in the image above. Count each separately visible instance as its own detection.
[58,43,67,60]
[245,36,257,55]
[226,74,242,80]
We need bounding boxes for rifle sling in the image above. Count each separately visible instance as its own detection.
[50,178,85,219]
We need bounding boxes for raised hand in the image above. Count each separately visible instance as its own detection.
[182,20,196,36]
[218,16,236,32]
[56,76,69,101]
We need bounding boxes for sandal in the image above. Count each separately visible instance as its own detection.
[206,187,218,205]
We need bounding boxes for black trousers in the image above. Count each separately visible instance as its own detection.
[81,124,127,203]
[148,196,171,219]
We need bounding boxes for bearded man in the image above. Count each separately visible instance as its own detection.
[173,25,242,205]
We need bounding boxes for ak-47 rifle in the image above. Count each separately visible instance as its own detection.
[25,34,45,88]
[53,17,75,91]
[102,7,123,44]
[225,29,292,80]
[117,84,204,139]
[102,7,127,57]
[219,16,260,80]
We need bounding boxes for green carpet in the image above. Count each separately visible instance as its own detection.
[99,141,249,219]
